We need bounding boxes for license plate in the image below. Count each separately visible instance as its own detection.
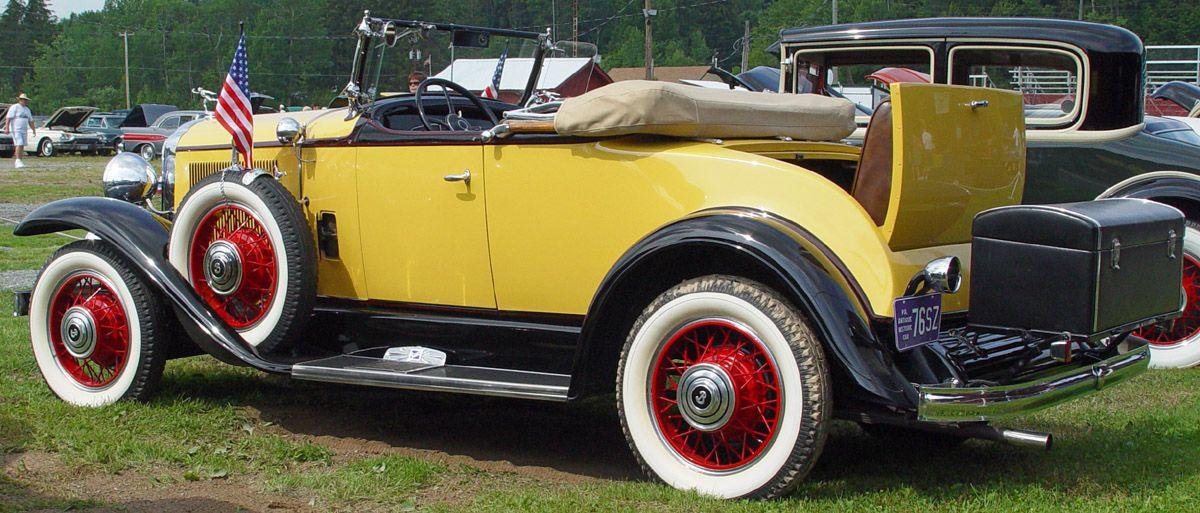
[894,293,942,351]
[79,145,91,150]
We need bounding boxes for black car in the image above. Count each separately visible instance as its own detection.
[773,17,1200,368]
[79,111,128,155]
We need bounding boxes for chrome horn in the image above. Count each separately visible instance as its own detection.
[102,152,158,204]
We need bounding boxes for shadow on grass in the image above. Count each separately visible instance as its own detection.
[153,358,1200,502]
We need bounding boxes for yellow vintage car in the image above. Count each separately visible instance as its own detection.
[13,16,1184,499]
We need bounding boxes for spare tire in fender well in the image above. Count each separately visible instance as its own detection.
[569,208,919,411]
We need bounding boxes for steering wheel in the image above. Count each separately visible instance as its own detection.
[414,78,499,131]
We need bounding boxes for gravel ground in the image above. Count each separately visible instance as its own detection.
[0,203,37,223]
[0,269,37,291]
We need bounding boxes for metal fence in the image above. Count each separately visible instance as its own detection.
[1146,45,1200,92]
[968,68,1076,94]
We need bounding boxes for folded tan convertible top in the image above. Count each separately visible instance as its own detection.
[552,80,857,141]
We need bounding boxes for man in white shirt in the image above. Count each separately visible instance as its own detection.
[4,93,35,168]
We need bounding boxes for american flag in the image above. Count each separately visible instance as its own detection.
[215,34,253,167]
[481,47,508,100]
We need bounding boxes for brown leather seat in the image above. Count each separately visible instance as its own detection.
[850,102,893,226]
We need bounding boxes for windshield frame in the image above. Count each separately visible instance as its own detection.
[343,13,550,116]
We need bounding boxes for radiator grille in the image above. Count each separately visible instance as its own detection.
[186,159,279,188]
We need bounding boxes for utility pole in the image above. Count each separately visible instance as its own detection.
[551,0,557,43]
[740,20,750,73]
[832,0,838,24]
[643,0,656,80]
[1078,0,1084,19]
[120,31,131,109]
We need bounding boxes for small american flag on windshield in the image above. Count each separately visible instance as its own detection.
[482,47,508,100]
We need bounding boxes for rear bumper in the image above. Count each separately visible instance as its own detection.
[916,340,1150,422]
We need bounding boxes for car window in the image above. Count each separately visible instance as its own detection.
[792,47,933,124]
[83,117,100,128]
[949,47,1082,128]
[159,116,180,130]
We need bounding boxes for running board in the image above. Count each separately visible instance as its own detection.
[290,354,571,401]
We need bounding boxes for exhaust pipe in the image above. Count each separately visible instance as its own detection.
[996,428,1053,450]
[959,425,1053,450]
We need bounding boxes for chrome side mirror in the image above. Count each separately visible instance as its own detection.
[276,117,303,144]
[103,152,157,204]
[924,256,962,294]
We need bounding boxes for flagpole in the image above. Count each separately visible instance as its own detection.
[232,21,245,169]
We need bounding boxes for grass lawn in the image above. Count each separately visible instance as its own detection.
[1,282,1198,511]
[0,224,83,273]
[0,155,104,204]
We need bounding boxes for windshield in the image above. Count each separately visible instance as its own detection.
[357,21,597,107]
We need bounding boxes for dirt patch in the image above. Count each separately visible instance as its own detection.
[3,451,317,513]
[242,383,641,483]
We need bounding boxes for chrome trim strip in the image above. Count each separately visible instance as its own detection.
[291,357,571,402]
[916,341,1150,422]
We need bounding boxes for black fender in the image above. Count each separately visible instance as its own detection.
[14,197,290,374]
[1098,171,1200,217]
[570,208,918,410]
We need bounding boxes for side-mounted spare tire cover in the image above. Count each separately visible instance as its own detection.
[168,171,316,353]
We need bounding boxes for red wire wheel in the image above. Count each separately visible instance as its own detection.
[47,273,130,388]
[1137,254,1200,345]
[650,319,782,471]
[188,204,278,329]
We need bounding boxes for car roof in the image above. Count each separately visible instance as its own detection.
[773,17,1142,55]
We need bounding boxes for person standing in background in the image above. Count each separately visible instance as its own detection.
[4,93,34,168]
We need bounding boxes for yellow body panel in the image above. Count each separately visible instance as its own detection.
[171,84,1026,319]
[883,83,1026,250]
[355,146,495,307]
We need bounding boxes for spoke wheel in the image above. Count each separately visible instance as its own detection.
[618,275,829,499]
[169,170,315,353]
[1136,254,1200,345]
[188,204,279,329]
[651,319,781,471]
[48,272,130,388]
[30,240,168,406]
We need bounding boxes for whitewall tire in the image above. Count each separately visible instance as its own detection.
[168,171,315,353]
[1142,220,1200,368]
[617,275,830,499]
[29,241,167,406]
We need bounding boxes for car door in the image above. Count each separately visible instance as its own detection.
[354,142,494,308]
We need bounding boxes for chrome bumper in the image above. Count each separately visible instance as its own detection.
[917,341,1150,422]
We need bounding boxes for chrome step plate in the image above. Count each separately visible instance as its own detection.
[291,354,570,401]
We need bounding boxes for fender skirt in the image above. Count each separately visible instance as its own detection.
[572,208,919,410]
[14,197,291,374]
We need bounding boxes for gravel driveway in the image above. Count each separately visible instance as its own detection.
[0,203,36,223]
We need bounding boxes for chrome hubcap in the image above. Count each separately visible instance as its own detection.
[203,240,243,296]
[677,363,736,432]
[60,306,97,358]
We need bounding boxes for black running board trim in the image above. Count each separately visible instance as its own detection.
[291,354,571,401]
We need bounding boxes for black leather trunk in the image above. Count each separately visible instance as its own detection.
[969,199,1184,340]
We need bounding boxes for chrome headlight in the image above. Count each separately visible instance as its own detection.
[103,153,157,203]
[61,134,74,142]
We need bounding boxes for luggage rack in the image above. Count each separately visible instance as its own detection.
[290,347,571,401]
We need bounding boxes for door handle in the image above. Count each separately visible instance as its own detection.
[443,169,471,185]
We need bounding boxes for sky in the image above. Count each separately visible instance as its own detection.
[50,0,106,19]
